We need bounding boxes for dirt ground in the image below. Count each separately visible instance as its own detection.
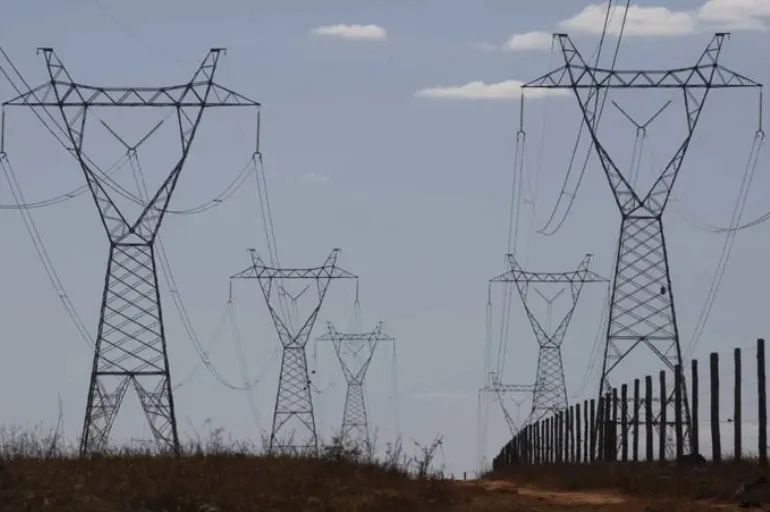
[455,479,749,511]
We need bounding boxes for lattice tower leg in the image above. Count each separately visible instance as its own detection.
[271,345,317,454]
[341,380,368,444]
[530,344,568,423]
[80,243,179,455]
[599,216,691,457]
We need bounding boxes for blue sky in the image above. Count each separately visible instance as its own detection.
[0,0,769,476]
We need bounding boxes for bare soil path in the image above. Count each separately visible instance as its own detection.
[454,479,742,511]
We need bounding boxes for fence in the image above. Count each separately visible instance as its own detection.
[492,338,768,469]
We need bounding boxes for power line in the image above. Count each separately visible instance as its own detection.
[536,0,631,237]
[685,131,766,359]
[130,148,261,392]
[0,152,95,350]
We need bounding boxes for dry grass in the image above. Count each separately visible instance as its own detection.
[4,422,768,511]
[0,425,472,512]
[0,453,460,511]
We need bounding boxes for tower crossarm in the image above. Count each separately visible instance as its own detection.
[316,321,393,383]
[4,48,260,244]
[490,254,607,285]
[523,33,762,216]
[480,381,533,436]
[4,50,260,108]
[492,254,607,348]
[230,248,358,281]
[316,321,394,343]
[523,33,760,91]
[480,383,534,394]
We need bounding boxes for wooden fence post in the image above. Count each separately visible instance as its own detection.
[546,416,556,464]
[575,402,581,463]
[645,375,653,461]
[569,404,577,464]
[632,378,640,462]
[604,391,613,461]
[692,359,699,455]
[514,435,520,466]
[590,398,596,462]
[529,424,535,465]
[675,364,683,459]
[583,399,589,462]
[552,415,558,463]
[734,348,742,461]
[564,406,573,464]
[758,338,767,467]
[569,404,578,464]
[621,383,628,461]
[556,411,564,464]
[530,424,535,465]
[538,419,543,464]
[659,370,667,462]
[597,395,605,461]
[524,425,529,465]
[710,352,721,463]
[610,388,618,461]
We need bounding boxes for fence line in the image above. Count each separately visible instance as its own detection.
[492,338,768,469]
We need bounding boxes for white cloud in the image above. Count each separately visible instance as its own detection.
[502,31,554,51]
[415,80,568,101]
[491,0,770,51]
[559,4,697,36]
[472,41,498,52]
[309,24,387,41]
[697,0,770,30]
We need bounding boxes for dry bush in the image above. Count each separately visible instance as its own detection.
[0,426,458,512]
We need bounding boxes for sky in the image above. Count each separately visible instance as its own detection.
[0,0,769,477]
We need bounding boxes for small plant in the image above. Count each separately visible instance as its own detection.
[412,435,444,478]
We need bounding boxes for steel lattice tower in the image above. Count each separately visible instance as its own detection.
[316,321,394,446]
[491,254,606,423]
[523,33,762,454]
[4,48,260,456]
[231,249,357,454]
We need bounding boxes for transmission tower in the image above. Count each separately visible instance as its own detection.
[231,249,357,454]
[491,254,606,423]
[4,48,260,455]
[479,374,533,436]
[523,33,762,454]
[316,321,394,447]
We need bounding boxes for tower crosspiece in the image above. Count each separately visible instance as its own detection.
[4,48,260,456]
[231,249,357,454]
[479,371,533,438]
[316,321,394,448]
[523,32,762,456]
[491,254,607,424]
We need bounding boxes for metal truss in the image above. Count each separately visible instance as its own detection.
[4,48,260,456]
[492,254,606,424]
[316,321,394,447]
[478,371,533,438]
[231,249,357,454]
[524,33,762,456]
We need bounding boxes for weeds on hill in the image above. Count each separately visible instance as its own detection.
[0,422,452,512]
